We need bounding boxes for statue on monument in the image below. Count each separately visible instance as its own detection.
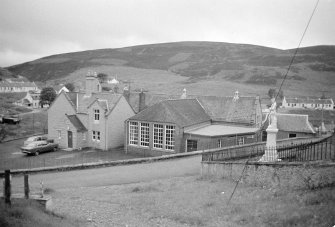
[268,98,277,129]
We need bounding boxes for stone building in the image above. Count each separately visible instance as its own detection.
[48,73,135,150]
[125,91,263,156]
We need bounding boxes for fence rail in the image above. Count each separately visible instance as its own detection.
[202,134,335,162]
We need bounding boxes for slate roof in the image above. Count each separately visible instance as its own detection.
[185,125,259,137]
[64,91,122,115]
[276,113,316,134]
[127,92,259,125]
[128,92,179,113]
[128,99,211,127]
[66,114,87,132]
[196,96,257,123]
[285,97,333,105]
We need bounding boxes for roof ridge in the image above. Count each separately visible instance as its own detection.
[277,113,308,117]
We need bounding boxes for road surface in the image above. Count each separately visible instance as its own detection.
[8,155,202,193]
[0,137,142,170]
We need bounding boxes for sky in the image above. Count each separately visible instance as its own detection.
[0,0,334,67]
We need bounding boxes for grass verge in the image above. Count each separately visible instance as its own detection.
[51,176,335,227]
[0,199,84,227]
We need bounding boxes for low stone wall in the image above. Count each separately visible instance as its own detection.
[201,161,335,190]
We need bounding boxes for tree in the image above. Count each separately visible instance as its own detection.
[268,88,284,100]
[97,73,108,83]
[320,92,327,99]
[40,87,57,106]
[65,83,75,92]
[268,88,277,99]
[113,85,119,94]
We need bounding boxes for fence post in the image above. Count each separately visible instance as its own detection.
[4,170,11,205]
[24,174,29,199]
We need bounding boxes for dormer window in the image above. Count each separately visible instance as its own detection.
[94,109,100,122]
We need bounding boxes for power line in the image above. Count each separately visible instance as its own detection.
[227,0,320,205]
[275,0,320,101]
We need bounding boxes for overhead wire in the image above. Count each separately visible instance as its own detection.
[275,0,320,100]
[227,0,320,205]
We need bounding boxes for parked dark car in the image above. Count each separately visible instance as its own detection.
[2,115,20,124]
[21,141,58,155]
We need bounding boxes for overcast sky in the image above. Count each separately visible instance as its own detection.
[0,0,334,67]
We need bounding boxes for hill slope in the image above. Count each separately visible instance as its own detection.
[6,41,335,98]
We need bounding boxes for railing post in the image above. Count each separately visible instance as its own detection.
[4,170,11,206]
[24,174,29,199]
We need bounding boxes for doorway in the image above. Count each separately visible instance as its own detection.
[68,131,73,148]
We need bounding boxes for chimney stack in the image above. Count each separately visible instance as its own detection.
[139,89,146,112]
[85,71,101,97]
[123,86,130,102]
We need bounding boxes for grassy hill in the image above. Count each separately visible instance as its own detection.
[5,41,335,98]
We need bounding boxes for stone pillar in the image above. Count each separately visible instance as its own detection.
[259,112,281,162]
[259,127,280,162]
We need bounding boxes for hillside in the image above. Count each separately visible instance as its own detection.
[0,67,15,80]
[6,41,335,98]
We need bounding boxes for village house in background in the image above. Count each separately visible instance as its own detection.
[48,72,135,150]
[262,113,316,140]
[125,90,263,156]
[0,78,39,93]
[282,96,334,110]
[54,84,69,94]
[14,90,41,109]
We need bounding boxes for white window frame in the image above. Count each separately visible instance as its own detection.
[140,123,150,147]
[165,125,175,150]
[153,124,164,149]
[217,139,222,148]
[94,109,100,123]
[129,122,139,145]
[92,130,100,142]
[238,137,244,145]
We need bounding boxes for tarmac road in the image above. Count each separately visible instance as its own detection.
[9,155,202,193]
[0,137,142,170]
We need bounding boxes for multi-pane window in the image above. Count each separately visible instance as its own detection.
[92,130,100,141]
[129,122,139,145]
[153,124,164,149]
[94,109,100,121]
[140,123,150,147]
[165,125,175,150]
[238,137,244,145]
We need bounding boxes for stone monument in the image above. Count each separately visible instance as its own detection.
[259,98,281,162]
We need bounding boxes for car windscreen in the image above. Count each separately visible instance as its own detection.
[26,137,36,142]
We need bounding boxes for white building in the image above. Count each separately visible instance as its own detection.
[0,81,39,93]
[282,97,334,110]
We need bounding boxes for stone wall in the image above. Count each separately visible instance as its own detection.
[201,161,335,190]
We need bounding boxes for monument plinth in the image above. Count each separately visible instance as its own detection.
[259,98,281,162]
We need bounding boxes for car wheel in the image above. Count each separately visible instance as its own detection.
[35,151,39,156]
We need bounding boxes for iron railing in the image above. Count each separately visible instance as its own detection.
[202,134,335,162]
